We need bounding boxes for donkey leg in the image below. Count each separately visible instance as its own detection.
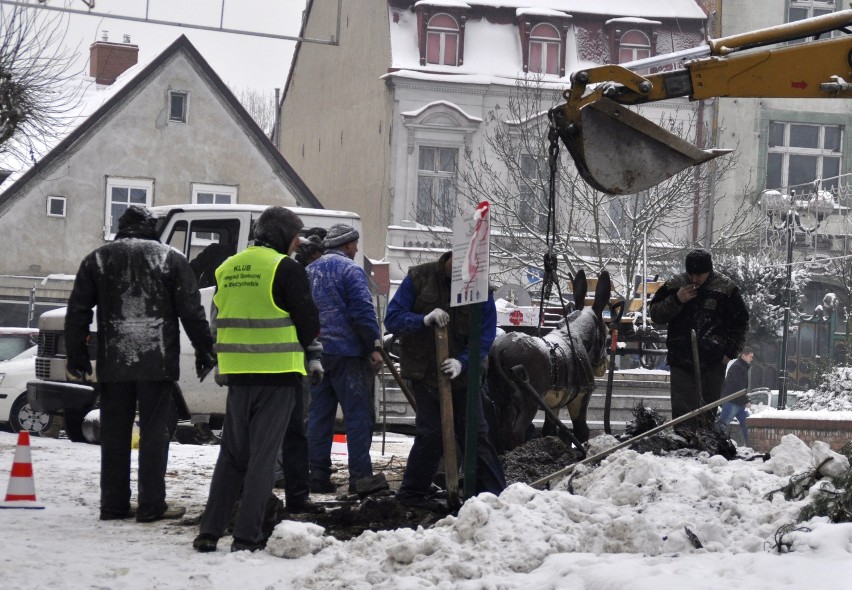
[566,392,592,443]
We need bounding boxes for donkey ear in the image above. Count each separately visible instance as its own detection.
[573,269,588,309]
[592,271,612,316]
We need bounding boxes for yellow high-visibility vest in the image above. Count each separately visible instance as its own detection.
[213,246,305,375]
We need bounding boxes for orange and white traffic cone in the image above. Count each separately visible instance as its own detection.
[331,433,348,456]
[1,431,45,509]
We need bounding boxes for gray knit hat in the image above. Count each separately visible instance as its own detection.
[323,223,359,248]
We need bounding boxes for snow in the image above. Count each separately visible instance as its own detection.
[3,430,852,589]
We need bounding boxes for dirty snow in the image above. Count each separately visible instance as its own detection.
[2,430,852,589]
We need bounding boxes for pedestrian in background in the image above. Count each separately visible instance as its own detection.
[715,346,754,446]
[648,249,749,431]
[384,251,506,511]
[306,223,382,494]
[193,206,319,553]
[65,205,215,523]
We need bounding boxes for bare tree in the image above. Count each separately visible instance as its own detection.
[449,77,761,297]
[0,4,82,167]
[232,87,276,136]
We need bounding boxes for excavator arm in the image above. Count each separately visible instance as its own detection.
[552,9,852,195]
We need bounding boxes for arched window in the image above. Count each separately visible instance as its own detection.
[528,23,560,75]
[426,14,459,66]
[618,30,651,63]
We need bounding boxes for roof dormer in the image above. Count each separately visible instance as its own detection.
[415,2,470,67]
[517,8,571,77]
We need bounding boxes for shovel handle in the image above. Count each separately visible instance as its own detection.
[435,325,460,508]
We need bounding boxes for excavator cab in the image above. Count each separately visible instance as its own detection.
[552,9,852,195]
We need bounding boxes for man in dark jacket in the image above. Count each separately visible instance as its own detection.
[649,249,749,430]
[193,206,320,553]
[65,205,215,523]
[715,346,754,446]
[306,224,382,494]
[384,251,506,511]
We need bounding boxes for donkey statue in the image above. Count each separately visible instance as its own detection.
[485,270,611,454]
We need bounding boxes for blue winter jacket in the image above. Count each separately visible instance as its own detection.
[307,250,380,357]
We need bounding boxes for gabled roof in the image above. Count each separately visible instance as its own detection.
[0,34,322,210]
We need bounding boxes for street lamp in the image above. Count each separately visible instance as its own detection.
[762,187,836,409]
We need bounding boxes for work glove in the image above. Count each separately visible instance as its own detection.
[66,357,92,380]
[423,308,450,327]
[308,359,325,385]
[196,352,217,381]
[441,358,463,380]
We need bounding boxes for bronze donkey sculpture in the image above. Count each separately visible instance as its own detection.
[485,270,611,454]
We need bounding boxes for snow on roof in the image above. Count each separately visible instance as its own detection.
[0,51,156,189]
[388,1,705,84]
[605,17,664,26]
[415,0,472,7]
[516,7,570,18]
[415,0,706,19]
[400,100,483,121]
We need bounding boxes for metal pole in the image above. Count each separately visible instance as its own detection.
[530,387,749,488]
[463,304,482,501]
[778,215,794,409]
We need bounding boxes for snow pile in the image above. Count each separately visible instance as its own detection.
[793,366,852,412]
[266,520,335,558]
[292,435,824,588]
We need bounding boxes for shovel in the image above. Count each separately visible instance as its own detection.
[435,325,461,509]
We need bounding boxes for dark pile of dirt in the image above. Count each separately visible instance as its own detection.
[499,436,584,485]
[282,494,448,541]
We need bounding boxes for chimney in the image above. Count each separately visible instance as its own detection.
[89,32,138,85]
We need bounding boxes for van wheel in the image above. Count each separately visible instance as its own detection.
[64,409,87,443]
[9,394,60,437]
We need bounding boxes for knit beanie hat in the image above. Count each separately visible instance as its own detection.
[323,224,359,248]
[685,249,713,274]
[116,205,156,239]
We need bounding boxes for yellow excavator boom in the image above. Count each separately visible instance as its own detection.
[552,9,852,195]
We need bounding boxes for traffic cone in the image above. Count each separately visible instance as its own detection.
[1,431,45,509]
[331,433,348,456]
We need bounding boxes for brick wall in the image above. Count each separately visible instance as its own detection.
[747,416,852,454]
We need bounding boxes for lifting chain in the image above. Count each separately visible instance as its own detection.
[538,121,568,337]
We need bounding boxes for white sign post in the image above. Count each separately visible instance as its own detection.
[451,202,490,307]
[449,202,490,501]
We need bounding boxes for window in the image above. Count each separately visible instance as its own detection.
[163,218,241,288]
[168,91,188,123]
[788,1,836,42]
[416,7,467,67]
[191,184,237,242]
[105,177,153,239]
[618,30,651,64]
[789,0,835,22]
[766,122,843,192]
[519,155,548,232]
[426,14,459,66]
[528,23,560,75]
[46,196,66,218]
[416,146,457,227]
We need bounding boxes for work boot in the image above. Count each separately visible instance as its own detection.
[396,495,446,513]
[286,498,324,514]
[136,504,186,523]
[231,538,266,552]
[193,533,219,553]
[309,479,337,494]
[100,506,136,521]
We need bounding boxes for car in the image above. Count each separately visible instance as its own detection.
[0,345,61,436]
[0,327,38,362]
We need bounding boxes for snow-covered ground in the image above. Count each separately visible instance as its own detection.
[1,430,852,589]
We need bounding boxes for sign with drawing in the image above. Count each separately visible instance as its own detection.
[451,201,490,307]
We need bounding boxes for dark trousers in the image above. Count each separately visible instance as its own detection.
[99,381,174,520]
[273,377,310,506]
[397,381,506,501]
[307,355,375,485]
[670,363,725,430]
[200,384,296,544]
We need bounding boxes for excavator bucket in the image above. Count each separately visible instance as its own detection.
[552,98,730,195]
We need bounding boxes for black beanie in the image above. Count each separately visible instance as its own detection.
[685,249,713,274]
